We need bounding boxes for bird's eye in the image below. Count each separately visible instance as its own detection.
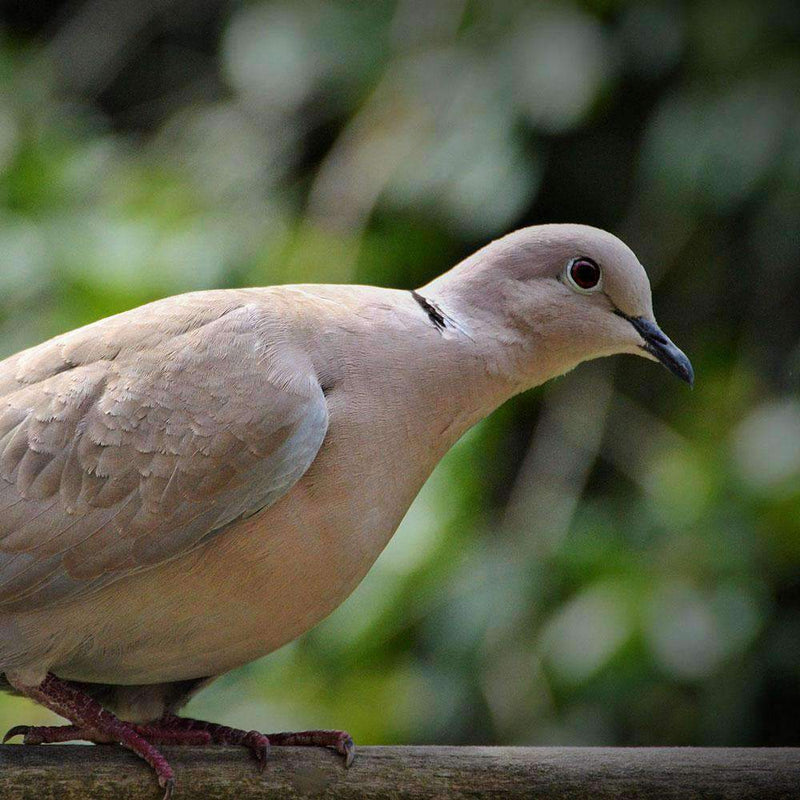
[566,257,602,293]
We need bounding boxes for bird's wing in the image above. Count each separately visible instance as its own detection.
[0,292,329,611]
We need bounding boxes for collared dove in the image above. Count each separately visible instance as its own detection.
[0,224,692,795]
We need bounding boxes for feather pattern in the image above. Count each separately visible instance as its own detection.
[0,291,329,611]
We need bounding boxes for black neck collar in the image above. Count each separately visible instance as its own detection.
[410,290,447,332]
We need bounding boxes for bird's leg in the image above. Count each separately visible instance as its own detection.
[154,714,355,768]
[4,672,177,799]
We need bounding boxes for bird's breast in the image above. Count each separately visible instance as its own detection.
[22,399,444,685]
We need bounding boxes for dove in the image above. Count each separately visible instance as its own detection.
[0,224,692,796]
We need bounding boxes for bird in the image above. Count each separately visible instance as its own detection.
[0,224,692,796]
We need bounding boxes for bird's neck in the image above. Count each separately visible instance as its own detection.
[418,276,575,415]
[292,279,571,463]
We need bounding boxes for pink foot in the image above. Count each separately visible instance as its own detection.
[5,673,176,799]
[268,729,355,767]
[157,714,271,771]
[154,716,355,768]
[4,672,355,796]
[4,723,101,745]
[4,722,211,746]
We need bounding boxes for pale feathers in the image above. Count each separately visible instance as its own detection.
[0,292,328,610]
[0,224,685,707]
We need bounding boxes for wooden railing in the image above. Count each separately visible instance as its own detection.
[0,745,797,798]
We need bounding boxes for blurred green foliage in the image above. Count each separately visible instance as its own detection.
[0,0,799,747]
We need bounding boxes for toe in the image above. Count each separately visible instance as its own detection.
[3,725,30,744]
[256,745,269,773]
[342,736,355,768]
[242,731,270,772]
[161,777,176,800]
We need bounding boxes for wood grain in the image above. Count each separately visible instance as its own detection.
[0,745,797,799]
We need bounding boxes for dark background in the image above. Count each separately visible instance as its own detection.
[1,0,799,747]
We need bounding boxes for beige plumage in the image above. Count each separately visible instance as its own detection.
[0,224,692,792]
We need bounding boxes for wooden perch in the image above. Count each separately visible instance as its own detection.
[0,745,797,799]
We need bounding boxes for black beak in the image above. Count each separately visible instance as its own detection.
[616,312,694,386]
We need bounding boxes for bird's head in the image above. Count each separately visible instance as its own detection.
[424,223,693,388]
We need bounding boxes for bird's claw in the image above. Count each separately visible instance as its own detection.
[160,777,175,800]
[321,730,355,767]
[241,731,270,772]
[267,728,355,767]
[3,725,31,744]
[342,736,355,768]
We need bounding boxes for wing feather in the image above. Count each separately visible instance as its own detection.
[0,293,328,610]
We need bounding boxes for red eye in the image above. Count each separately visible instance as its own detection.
[569,258,601,290]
